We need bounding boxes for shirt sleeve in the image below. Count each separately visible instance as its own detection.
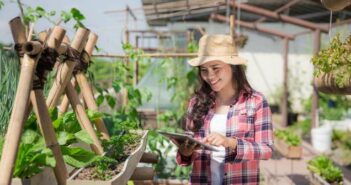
[227,95,274,162]
[175,97,197,166]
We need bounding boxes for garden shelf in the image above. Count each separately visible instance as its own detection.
[274,138,302,159]
[67,130,148,185]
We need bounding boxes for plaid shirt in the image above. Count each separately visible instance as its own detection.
[176,91,273,185]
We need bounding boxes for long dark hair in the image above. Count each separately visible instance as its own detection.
[188,64,253,131]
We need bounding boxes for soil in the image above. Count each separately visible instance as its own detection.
[74,135,142,181]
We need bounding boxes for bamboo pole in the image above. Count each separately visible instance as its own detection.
[45,29,104,154]
[65,82,104,154]
[0,17,43,185]
[74,33,110,140]
[59,78,77,115]
[30,27,68,185]
[46,28,89,108]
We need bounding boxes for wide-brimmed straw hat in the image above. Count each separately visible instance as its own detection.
[188,34,247,66]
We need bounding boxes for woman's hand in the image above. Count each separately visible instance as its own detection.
[170,139,200,157]
[203,132,238,149]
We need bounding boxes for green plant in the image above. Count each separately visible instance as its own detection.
[311,34,351,88]
[0,130,56,178]
[274,129,301,146]
[307,155,343,184]
[91,156,117,180]
[0,45,19,134]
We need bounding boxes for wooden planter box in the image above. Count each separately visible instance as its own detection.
[310,172,343,185]
[68,130,148,185]
[274,138,302,159]
[314,73,351,95]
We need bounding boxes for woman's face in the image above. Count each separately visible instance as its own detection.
[199,60,234,92]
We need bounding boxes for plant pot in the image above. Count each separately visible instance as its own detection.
[274,138,302,159]
[311,124,332,153]
[68,130,148,185]
[310,172,343,185]
[314,73,351,95]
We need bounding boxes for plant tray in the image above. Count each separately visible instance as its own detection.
[274,138,302,159]
[68,130,148,185]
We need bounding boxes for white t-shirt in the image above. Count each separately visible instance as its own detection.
[210,114,227,185]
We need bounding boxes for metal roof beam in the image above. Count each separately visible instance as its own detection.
[231,1,329,33]
[211,13,295,40]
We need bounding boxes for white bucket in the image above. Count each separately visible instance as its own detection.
[311,123,332,153]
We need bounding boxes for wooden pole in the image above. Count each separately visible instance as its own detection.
[45,29,104,154]
[312,29,321,128]
[46,28,90,108]
[59,78,77,115]
[74,33,110,140]
[230,15,235,40]
[282,38,289,127]
[0,17,42,185]
[65,82,104,154]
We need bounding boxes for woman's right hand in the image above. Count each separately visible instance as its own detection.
[170,139,199,157]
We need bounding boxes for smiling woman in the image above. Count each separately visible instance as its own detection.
[170,34,273,185]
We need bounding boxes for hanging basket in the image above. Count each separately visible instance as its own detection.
[321,0,351,11]
[314,73,351,95]
[68,130,148,185]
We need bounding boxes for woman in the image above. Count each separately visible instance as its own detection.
[173,34,273,185]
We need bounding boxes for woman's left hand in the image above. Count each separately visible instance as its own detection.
[203,132,237,149]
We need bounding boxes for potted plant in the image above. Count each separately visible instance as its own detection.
[312,34,351,94]
[307,155,343,185]
[274,129,302,158]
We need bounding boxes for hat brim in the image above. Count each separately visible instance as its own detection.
[188,56,247,66]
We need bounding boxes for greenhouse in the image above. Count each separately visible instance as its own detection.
[1,0,351,184]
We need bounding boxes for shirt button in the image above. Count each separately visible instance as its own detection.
[224,173,227,176]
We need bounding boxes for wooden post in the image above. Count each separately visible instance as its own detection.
[59,78,77,115]
[230,15,235,40]
[45,28,104,154]
[0,17,43,185]
[65,82,104,154]
[74,33,110,140]
[312,29,321,128]
[282,37,289,127]
[46,28,90,108]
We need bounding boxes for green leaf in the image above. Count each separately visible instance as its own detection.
[106,95,116,108]
[71,8,85,21]
[57,131,76,145]
[21,130,39,144]
[74,130,93,144]
[96,94,104,106]
[61,146,98,168]
[112,81,121,92]
[60,11,72,23]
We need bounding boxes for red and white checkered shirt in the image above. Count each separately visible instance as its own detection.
[176,90,273,185]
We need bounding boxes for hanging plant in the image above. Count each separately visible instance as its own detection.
[311,34,351,93]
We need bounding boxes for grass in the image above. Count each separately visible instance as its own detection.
[0,45,19,135]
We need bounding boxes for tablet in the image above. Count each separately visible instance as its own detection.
[158,131,219,151]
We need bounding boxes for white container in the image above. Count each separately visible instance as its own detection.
[311,123,332,153]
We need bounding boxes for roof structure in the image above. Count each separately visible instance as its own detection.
[142,0,351,26]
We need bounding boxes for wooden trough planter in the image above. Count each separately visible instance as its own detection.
[11,168,57,185]
[274,138,302,159]
[133,179,189,185]
[314,73,351,95]
[67,130,148,185]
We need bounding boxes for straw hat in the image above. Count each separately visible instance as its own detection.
[188,34,247,66]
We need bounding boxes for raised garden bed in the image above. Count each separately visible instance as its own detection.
[68,130,148,185]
